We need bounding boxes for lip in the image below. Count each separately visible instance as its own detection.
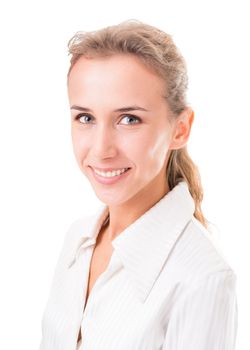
[90,166,131,172]
[90,166,131,185]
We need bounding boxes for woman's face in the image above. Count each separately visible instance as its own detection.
[67,54,179,206]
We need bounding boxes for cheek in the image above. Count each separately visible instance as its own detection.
[71,129,89,159]
[149,132,171,161]
[127,130,170,167]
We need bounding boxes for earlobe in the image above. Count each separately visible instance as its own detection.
[169,108,194,150]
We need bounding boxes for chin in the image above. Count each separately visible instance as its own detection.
[95,186,144,207]
[95,194,125,207]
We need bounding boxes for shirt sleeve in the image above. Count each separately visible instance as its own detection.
[162,270,238,350]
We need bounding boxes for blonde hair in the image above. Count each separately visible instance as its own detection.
[67,19,208,228]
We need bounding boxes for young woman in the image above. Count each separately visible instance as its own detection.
[39,20,237,350]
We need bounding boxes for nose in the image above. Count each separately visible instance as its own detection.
[91,124,118,160]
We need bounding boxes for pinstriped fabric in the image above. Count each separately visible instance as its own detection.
[163,270,237,349]
[39,182,237,350]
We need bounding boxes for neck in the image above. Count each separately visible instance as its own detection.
[103,179,170,241]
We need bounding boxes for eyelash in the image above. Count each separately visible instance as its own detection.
[74,113,142,125]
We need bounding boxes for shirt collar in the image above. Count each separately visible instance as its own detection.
[68,181,195,303]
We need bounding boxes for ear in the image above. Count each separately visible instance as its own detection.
[169,107,194,150]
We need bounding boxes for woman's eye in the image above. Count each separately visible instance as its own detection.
[120,114,141,125]
[75,114,93,123]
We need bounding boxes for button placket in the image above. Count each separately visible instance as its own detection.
[79,251,121,344]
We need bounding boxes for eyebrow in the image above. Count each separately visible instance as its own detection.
[70,105,150,113]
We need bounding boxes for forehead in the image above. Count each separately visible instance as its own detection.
[67,54,165,104]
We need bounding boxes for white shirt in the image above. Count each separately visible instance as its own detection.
[39,181,237,350]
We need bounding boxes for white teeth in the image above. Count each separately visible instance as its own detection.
[93,167,129,177]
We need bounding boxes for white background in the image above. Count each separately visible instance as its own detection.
[0,0,249,348]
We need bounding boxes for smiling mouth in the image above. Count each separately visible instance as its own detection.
[92,167,131,178]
